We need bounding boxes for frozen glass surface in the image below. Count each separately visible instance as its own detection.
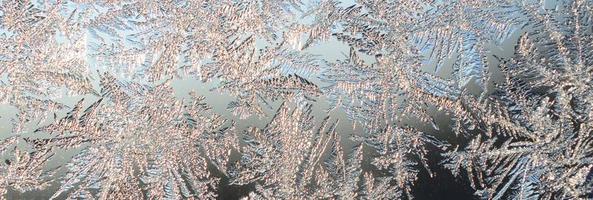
[1,0,592,199]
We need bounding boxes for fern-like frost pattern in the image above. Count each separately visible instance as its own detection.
[0,0,592,199]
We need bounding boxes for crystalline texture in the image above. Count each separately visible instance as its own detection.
[1,0,592,199]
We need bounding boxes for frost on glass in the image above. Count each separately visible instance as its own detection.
[1,0,592,199]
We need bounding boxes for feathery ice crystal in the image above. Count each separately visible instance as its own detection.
[0,0,592,199]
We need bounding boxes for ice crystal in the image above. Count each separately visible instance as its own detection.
[442,1,593,198]
[1,0,592,199]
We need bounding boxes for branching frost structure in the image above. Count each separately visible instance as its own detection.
[0,0,592,199]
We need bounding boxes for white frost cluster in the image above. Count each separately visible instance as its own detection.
[0,0,592,199]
